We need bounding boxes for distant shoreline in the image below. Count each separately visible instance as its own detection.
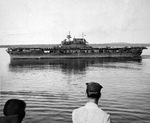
[0,43,150,48]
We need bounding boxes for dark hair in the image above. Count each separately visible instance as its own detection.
[86,89,101,99]
[3,99,26,122]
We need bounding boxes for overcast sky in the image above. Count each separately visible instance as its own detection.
[0,0,150,45]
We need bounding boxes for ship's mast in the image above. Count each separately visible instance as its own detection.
[67,31,71,41]
[82,32,86,43]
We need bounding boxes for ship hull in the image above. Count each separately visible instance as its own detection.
[8,52,142,59]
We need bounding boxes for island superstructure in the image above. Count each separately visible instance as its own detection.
[6,33,147,59]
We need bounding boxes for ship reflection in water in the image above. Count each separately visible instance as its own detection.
[9,57,142,73]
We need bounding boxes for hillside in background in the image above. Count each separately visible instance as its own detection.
[91,43,150,48]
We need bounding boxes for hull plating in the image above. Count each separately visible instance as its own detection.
[8,52,142,59]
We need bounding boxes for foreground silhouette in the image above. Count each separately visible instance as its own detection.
[0,99,26,123]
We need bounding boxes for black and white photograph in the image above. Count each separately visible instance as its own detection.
[0,0,150,123]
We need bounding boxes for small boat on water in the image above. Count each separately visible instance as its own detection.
[6,33,147,59]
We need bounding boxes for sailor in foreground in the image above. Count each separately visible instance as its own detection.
[2,99,26,123]
[72,82,110,123]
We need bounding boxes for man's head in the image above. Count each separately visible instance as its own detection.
[3,99,26,122]
[86,82,103,99]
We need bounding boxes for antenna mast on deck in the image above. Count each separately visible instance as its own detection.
[67,31,71,41]
[82,32,86,43]
[82,32,86,38]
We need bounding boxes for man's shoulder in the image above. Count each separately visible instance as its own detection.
[98,107,110,117]
[73,105,109,116]
[73,106,86,113]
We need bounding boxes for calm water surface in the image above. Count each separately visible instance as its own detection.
[0,48,150,123]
